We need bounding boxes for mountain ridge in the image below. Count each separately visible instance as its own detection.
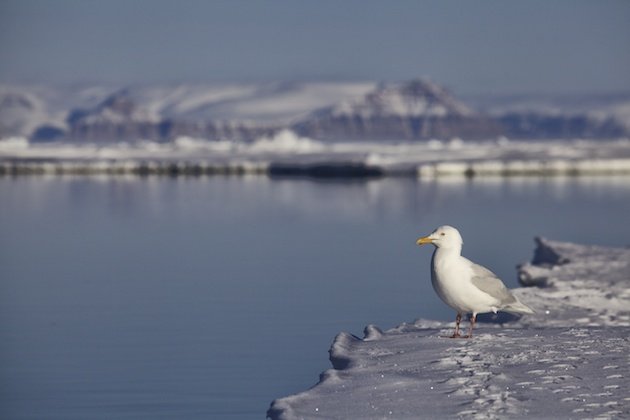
[1,79,628,142]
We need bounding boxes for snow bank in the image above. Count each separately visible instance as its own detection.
[268,239,630,419]
[515,238,630,328]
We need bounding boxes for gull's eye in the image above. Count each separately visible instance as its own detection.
[440,233,446,236]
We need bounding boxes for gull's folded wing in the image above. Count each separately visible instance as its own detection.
[465,258,517,304]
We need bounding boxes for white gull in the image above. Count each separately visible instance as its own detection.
[417,225,534,338]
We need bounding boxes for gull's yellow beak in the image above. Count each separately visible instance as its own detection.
[416,236,433,246]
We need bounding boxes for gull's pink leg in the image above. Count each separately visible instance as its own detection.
[465,313,477,338]
[450,313,462,338]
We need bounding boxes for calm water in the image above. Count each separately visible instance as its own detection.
[1,175,629,419]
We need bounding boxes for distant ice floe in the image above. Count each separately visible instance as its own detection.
[417,158,630,177]
[247,130,324,154]
[268,239,630,419]
[0,136,29,150]
[1,133,630,177]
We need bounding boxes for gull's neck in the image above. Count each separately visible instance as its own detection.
[434,244,462,259]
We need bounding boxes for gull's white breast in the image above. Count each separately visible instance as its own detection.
[430,250,499,314]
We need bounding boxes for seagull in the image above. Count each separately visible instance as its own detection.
[416,225,534,338]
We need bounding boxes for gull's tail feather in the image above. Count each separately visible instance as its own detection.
[503,299,535,315]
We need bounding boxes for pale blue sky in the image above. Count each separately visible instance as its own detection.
[0,0,629,94]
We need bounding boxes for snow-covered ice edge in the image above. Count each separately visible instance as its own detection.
[267,238,630,419]
[2,132,630,177]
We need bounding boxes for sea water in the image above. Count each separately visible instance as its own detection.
[1,175,629,419]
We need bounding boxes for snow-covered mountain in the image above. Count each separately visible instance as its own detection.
[1,80,629,142]
[467,92,630,139]
[0,84,121,140]
[323,79,474,118]
[61,82,376,142]
[0,86,69,139]
[292,79,502,140]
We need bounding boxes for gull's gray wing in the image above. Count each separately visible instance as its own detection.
[464,258,517,305]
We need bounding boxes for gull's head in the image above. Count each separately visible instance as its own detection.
[416,225,463,250]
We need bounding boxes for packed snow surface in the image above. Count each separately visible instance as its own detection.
[268,238,630,419]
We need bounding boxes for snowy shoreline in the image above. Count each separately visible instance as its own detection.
[267,239,630,419]
[2,134,630,178]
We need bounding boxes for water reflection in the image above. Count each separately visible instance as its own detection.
[9,173,627,223]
